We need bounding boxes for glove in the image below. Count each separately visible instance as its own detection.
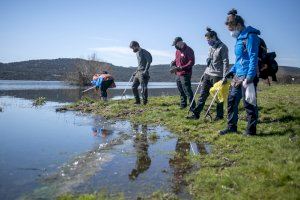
[224,71,234,79]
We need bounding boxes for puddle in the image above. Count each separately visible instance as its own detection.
[0,94,209,200]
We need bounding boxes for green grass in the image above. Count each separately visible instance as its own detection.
[32,96,47,106]
[62,84,300,199]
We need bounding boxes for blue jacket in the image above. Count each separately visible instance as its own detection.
[230,26,261,80]
[91,77,103,87]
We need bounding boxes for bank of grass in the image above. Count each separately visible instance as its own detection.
[63,84,300,199]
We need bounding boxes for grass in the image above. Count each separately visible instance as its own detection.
[61,84,300,199]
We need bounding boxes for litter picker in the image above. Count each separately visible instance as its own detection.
[121,75,134,99]
[186,74,204,116]
[204,78,226,121]
[82,86,96,93]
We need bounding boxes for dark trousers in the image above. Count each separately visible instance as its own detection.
[193,74,223,118]
[176,74,195,109]
[132,71,150,103]
[100,80,114,98]
[227,79,258,134]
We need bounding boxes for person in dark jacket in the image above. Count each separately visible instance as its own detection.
[187,28,229,120]
[130,41,152,105]
[219,9,260,136]
[170,37,196,109]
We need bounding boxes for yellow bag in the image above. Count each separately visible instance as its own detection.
[209,80,231,103]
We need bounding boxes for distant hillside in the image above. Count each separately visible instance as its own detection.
[0,58,299,83]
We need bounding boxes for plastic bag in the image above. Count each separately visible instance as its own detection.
[209,80,231,103]
[243,80,256,106]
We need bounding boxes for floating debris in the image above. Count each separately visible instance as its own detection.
[32,97,46,106]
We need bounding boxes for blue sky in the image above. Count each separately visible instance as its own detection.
[0,0,299,67]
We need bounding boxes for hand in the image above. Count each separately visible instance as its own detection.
[224,71,234,79]
[170,61,176,68]
[175,66,183,71]
[132,72,137,77]
[222,78,227,85]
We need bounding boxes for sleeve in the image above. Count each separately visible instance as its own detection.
[144,50,152,71]
[220,45,229,78]
[95,77,103,87]
[181,48,195,68]
[246,34,260,79]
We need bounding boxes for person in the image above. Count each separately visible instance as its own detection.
[91,71,116,101]
[129,124,151,180]
[129,41,152,105]
[187,28,229,120]
[219,9,260,136]
[170,37,196,109]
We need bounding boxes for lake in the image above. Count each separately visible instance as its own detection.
[0,80,206,200]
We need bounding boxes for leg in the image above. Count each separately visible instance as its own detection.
[176,76,187,108]
[212,76,224,119]
[243,85,258,135]
[227,85,242,130]
[181,74,196,109]
[132,76,141,103]
[141,74,150,104]
[192,75,212,117]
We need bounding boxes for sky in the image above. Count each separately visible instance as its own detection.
[0,0,300,67]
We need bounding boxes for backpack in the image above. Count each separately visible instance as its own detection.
[243,37,278,82]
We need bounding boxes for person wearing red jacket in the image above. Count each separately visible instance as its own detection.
[170,37,196,109]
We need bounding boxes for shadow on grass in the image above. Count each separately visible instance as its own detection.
[259,115,300,124]
[258,127,295,137]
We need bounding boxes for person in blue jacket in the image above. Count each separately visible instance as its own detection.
[219,9,260,136]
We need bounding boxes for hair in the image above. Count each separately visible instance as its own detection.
[129,41,139,48]
[225,8,245,27]
[205,27,219,40]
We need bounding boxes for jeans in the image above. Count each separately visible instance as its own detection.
[227,77,258,134]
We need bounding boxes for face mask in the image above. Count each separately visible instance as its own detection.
[208,40,216,46]
[230,29,240,38]
[175,45,181,50]
[133,48,139,53]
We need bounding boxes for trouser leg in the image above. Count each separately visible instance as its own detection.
[176,76,187,107]
[132,76,140,103]
[227,85,242,130]
[141,74,149,103]
[181,74,195,109]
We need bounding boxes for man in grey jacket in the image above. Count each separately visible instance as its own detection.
[187,28,229,120]
[130,41,152,105]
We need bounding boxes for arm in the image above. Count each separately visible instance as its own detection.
[180,48,195,69]
[246,34,260,80]
[144,50,152,72]
[221,45,229,78]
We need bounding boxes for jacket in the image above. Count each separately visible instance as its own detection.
[204,40,229,78]
[172,43,195,76]
[229,26,260,80]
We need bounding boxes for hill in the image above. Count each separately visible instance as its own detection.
[0,58,299,83]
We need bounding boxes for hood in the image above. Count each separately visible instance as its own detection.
[238,26,261,40]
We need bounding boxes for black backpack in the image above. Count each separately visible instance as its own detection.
[243,37,278,82]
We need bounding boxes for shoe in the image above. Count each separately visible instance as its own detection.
[219,128,237,135]
[214,116,224,121]
[134,101,141,105]
[180,105,187,109]
[143,100,148,105]
[186,114,199,120]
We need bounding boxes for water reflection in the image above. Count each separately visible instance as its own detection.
[129,124,151,180]
[169,137,193,194]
